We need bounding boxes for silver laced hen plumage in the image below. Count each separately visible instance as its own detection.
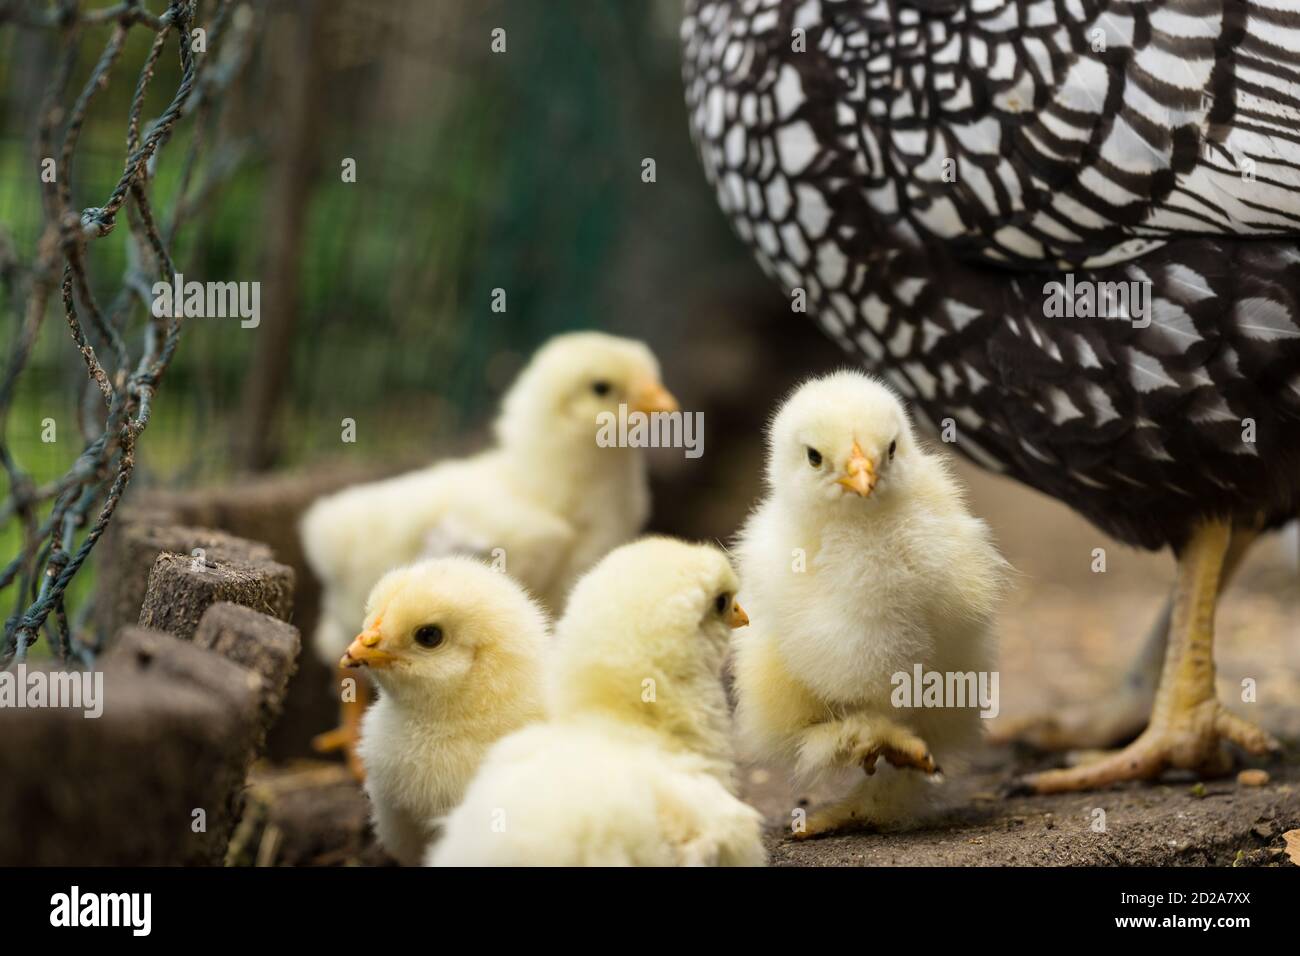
[683,0,1300,551]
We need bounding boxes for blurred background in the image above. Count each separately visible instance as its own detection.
[2,0,1297,864]
[3,0,1296,699]
[3,1,766,477]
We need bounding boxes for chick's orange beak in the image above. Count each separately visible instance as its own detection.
[726,600,750,629]
[341,627,396,669]
[631,381,679,415]
[837,441,877,497]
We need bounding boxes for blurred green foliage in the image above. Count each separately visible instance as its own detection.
[2,1,756,628]
[5,0,741,475]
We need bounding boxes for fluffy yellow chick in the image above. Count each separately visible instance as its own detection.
[301,332,677,771]
[345,557,548,865]
[733,371,1007,837]
[428,537,765,867]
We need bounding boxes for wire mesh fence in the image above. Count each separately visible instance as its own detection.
[0,0,753,667]
[0,0,265,665]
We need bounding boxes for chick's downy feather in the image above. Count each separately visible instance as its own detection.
[429,537,765,867]
[301,332,672,665]
[734,372,1007,830]
[352,558,548,864]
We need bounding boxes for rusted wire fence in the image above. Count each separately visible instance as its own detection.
[0,0,264,667]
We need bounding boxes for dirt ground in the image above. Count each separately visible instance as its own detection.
[244,754,1299,867]
[759,760,1299,867]
[241,433,1300,867]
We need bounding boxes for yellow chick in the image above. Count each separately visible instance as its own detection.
[428,537,765,867]
[733,371,1007,837]
[301,332,677,771]
[345,557,548,864]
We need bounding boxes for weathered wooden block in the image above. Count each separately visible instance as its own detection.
[138,550,295,641]
[103,627,263,864]
[124,466,407,760]
[0,630,259,865]
[194,601,301,747]
[97,516,274,640]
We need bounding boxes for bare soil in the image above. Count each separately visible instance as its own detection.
[750,756,1298,867]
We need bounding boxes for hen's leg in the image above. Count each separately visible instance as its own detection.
[1022,521,1279,794]
[995,526,1259,752]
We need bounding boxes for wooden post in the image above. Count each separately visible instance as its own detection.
[195,601,301,752]
[138,550,295,641]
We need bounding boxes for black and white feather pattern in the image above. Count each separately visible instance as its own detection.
[684,0,1300,549]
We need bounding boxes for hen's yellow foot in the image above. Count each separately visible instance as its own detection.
[1022,702,1279,793]
[1020,520,1279,795]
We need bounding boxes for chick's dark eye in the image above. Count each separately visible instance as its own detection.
[806,447,822,467]
[715,593,731,615]
[889,440,897,460]
[413,624,444,649]
[591,381,612,397]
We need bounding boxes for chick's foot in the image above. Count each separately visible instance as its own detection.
[313,669,370,782]
[855,726,939,777]
[795,716,938,780]
[311,723,366,781]
[794,801,879,840]
[792,761,934,840]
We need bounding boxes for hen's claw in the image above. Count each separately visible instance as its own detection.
[1020,702,1279,793]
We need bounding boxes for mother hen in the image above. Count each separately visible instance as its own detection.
[683,0,1300,791]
